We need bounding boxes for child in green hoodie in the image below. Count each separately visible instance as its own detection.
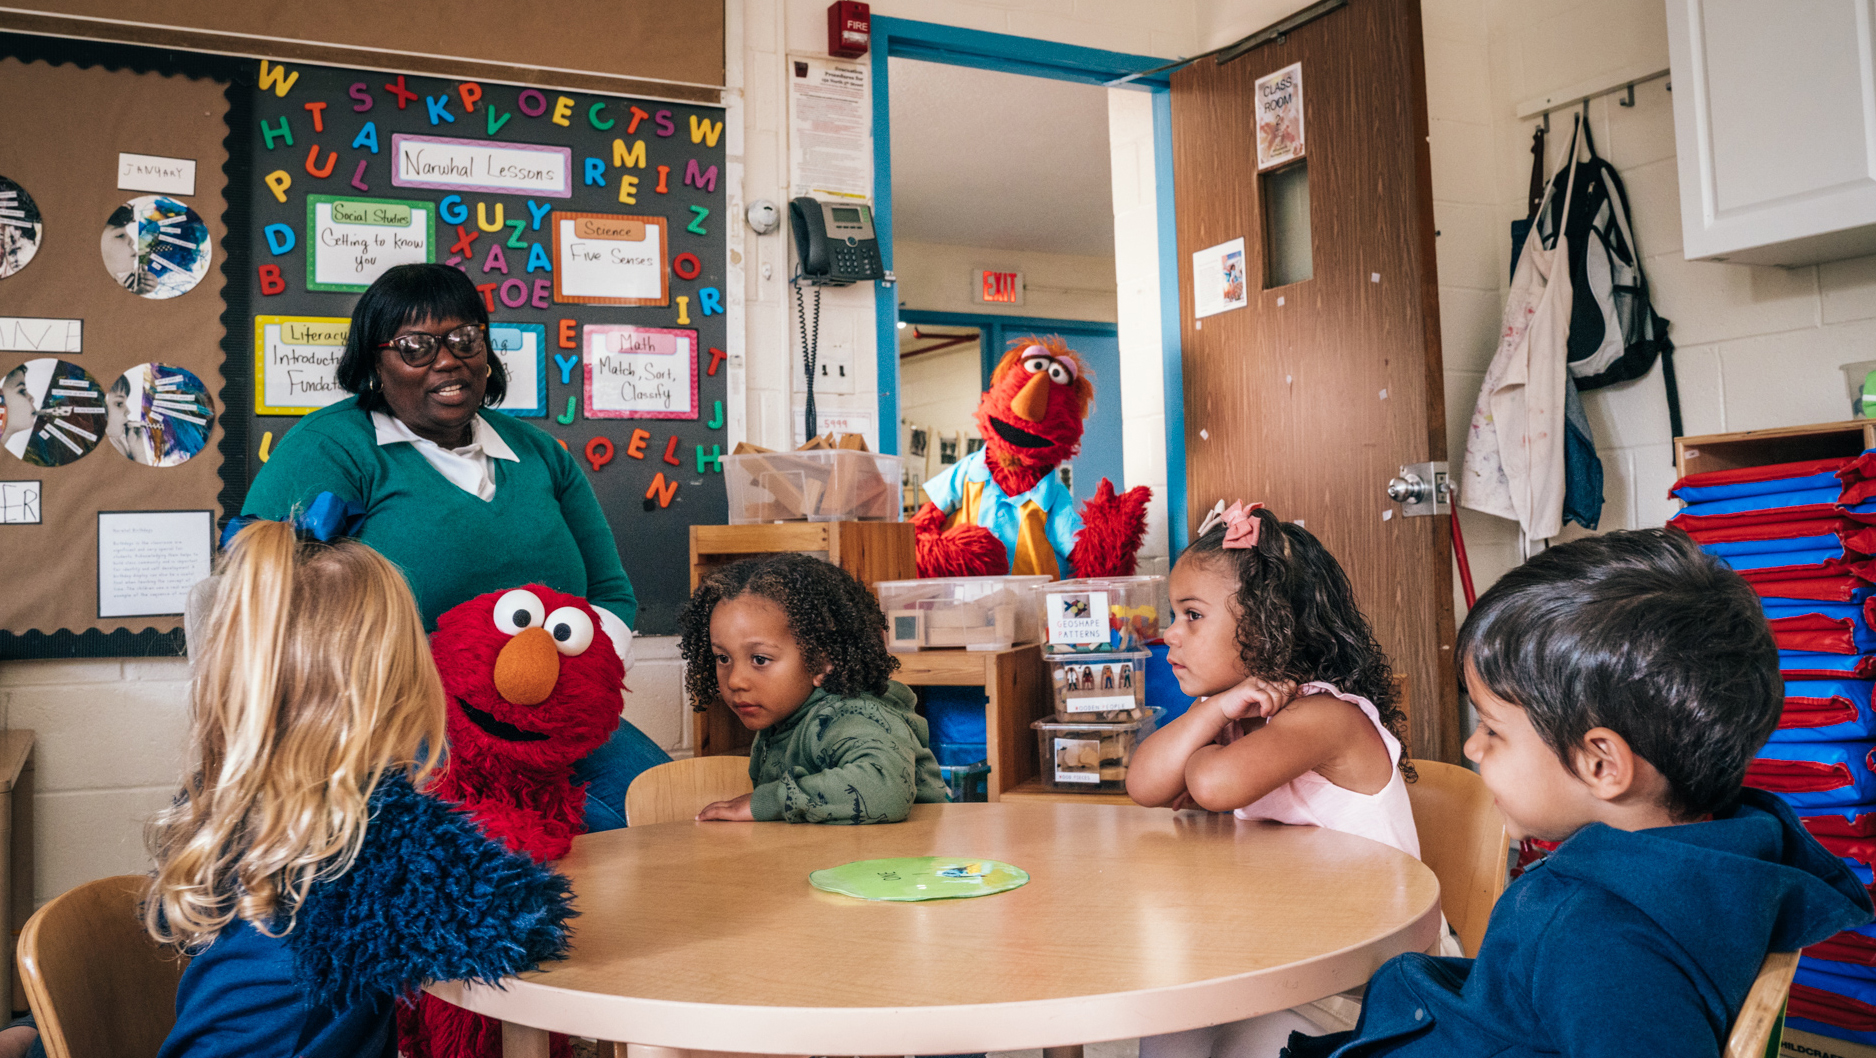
[678,553,948,824]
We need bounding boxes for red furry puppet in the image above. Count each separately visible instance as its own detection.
[399,586,625,1058]
[916,335,1151,579]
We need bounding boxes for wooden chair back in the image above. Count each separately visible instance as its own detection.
[17,874,187,1058]
[624,756,754,826]
[1725,950,1798,1058]
[1405,759,1508,957]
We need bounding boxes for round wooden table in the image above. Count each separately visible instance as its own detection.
[427,801,1441,1057]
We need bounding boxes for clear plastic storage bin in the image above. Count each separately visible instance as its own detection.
[1031,708,1162,793]
[1041,575,1167,653]
[1047,650,1149,722]
[723,450,903,524]
[876,575,1051,652]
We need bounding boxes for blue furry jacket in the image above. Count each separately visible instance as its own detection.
[156,772,575,1058]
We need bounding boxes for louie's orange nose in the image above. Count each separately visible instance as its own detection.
[1011,368,1052,423]
[494,626,560,705]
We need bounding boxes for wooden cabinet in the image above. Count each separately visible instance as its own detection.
[1667,0,1876,266]
[1674,418,1876,478]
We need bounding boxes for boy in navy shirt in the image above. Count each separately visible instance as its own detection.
[1287,529,1873,1058]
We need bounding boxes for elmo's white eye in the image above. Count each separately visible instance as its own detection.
[1047,362,1071,385]
[1023,356,1051,375]
[544,606,595,656]
[493,590,546,636]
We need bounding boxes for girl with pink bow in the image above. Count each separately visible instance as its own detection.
[1128,501,1461,1058]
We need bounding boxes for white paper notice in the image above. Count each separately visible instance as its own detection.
[0,317,80,353]
[1191,237,1248,319]
[254,316,349,415]
[790,398,876,450]
[789,56,872,201]
[557,215,664,301]
[0,481,41,524]
[117,153,197,196]
[583,325,698,419]
[308,196,432,292]
[97,510,212,618]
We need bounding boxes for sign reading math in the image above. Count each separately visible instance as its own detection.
[583,325,697,420]
[391,134,572,197]
[255,315,349,415]
[306,195,433,293]
[553,212,668,306]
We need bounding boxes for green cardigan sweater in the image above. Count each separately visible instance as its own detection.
[243,398,635,630]
[748,681,949,824]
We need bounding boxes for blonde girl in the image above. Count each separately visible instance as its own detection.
[148,519,574,1058]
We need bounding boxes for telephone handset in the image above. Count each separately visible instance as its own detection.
[789,196,884,285]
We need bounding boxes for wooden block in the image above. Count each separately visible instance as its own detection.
[730,441,774,455]
[1780,1028,1876,1058]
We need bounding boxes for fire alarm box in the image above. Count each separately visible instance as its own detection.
[828,2,870,59]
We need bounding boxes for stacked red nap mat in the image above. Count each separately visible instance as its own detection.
[1687,453,1876,1045]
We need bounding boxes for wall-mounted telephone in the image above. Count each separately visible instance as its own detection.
[789,196,884,286]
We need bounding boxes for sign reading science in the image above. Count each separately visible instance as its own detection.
[390,135,572,197]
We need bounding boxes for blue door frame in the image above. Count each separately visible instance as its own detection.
[870,18,1191,552]
[897,309,1118,389]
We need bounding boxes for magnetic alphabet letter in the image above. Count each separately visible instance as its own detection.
[532,279,552,308]
[498,278,528,308]
[583,158,606,186]
[517,89,548,117]
[554,353,579,384]
[259,60,299,97]
[626,429,650,459]
[526,243,553,272]
[584,436,614,471]
[698,287,723,316]
[259,431,274,463]
[707,399,725,429]
[672,252,701,281]
[625,106,650,134]
[654,165,671,194]
[481,243,509,274]
[558,395,578,424]
[349,82,373,112]
[475,282,498,311]
[662,435,681,466]
[674,296,690,325]
[551,95,575,127]
[506,220,528,248]
[486,106,512,136]
[384,75,419,109]
[588,102,614,130]
[260,116,293,150]
[302,100,327,132]
[617,174,639,205]
[526,200,551,230]
[476,202,506,233]
[557,320,578,349]
[645,472,678,508]
[707,347,728,376]
[425,95,456,125]
[654,110,675,137]
[450,225,478,256]
[305,144,337,178]
[440,195,468,225]
[351,159,370,191]
[688,115,723,146]
[351,121,380,154]
[258,263,286,295]
[264,223,296,255]
[457,82,483,113]
[263,170,292,202]
[687,206,710,235]
[612,139,645,168]
[683,160,718,192]
[696,444,723,473]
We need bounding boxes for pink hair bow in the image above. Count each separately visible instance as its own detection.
[1197,500,1265,548]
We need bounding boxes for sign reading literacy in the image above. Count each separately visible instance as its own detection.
[490,322,546,418]
[116,152,197,197]
[254,315,349,416]
[553,212,668,306]
[306,195,433,293]
[583,325,698,420]
[391,134,572,197]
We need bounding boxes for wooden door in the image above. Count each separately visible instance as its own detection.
[1171,0,1458,760]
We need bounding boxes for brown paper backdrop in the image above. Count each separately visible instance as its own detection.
[0,55,229,636]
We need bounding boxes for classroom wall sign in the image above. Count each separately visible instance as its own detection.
[304,194,435,292]
[490,322,547,418]
[253,315,348,415]
[552,212,669,306]
[582,324,698,419]
[391,134,573,198]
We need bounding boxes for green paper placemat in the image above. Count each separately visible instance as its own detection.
[809,856,1029,902]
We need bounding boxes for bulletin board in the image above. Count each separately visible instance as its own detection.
[0,32,729,656]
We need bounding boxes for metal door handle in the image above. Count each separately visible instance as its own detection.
[1388,462,1450,516]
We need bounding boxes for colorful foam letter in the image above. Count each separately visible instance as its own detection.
[683,159,718,192]
[475,282,498,311]
[264,223,296,255]
[554,353,578,384]
[351,159,370,191]
[486,105,512,136]
[383,76,419,109]
[654,165,670,194]
[258,264,286,295]
[526,200,551,230]
[687,206,710,235]
[706,347,728,376]
[625,106,650,134]
[672,252,701,280]
[517,89,547,117]
[698,287,722,316]
[498,278,528,308]
[476,202,506,233]
[654,110,675,137]
[351,121,380,154]
[626,429,650,459]
[617,175,639,205]
[526,243,552,272]
[425,95,456,125]
[662,435,681,466]
[302,101,327,132]
[584,158,606,187]
[349,82,373,112]
[558,320,578,349]
[696,444,722,472]
[506,219,528,248]
[612,139,645,168]
[481,244,509,274]
[263,170,292,202]
[674,296,690,325]
[558,395,577,424]
[450,225,478,256]
[305,144,337,178]
[584,436,614,471]
[551,96,575,127]
[532,279,551,308]
[260,116,293,150]
[588,102,614,130]
[707,399,724,429]
[645,472,678,508]
[440,195,468,225]
[458,82,483,113]
[688,115,723,146]
[259,60,299,97]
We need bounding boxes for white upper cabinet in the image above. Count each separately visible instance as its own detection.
[1667,0,1876,265]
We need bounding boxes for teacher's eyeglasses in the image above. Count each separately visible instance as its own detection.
[379,324,489,368]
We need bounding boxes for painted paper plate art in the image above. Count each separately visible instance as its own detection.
[808,857,1029,902]
[0,175,43,279]
[107,363,215,467]
[2,358,106,467]
[100,195,213,299]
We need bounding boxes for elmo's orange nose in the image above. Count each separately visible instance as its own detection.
[1011,369,1052,423]
[493,626,560,705]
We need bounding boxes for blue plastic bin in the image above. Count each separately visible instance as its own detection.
[1145,642,1197,723]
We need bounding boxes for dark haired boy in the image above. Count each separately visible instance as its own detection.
[1287,529,1873,1058]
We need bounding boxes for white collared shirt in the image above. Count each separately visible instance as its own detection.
[371,411,519,502]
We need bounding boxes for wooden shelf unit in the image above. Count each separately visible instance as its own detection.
[0,731,33,1014]
[1674,419,1876,479]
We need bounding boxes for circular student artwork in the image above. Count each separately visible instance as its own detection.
[99,195,213,299]
[0,175,43,279]
[807,857,1030,902]
[106,363,215,467]
[1,358,106,467]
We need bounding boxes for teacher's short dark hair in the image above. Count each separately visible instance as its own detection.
[1456,528,1780,819]
[335,263,507,412]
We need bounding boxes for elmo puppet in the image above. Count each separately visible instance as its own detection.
[915,336,1151,579]
[399,585,625,1058]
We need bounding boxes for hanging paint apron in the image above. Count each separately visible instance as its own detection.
[1462,118,1584,545]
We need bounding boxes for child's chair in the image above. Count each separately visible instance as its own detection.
[624,756,754,826]
[1405,759,1509,957]
[1726,950,1798,1058]
[16,874,187,1058]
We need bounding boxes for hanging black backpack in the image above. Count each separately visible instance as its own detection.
[1532,119,1682,438]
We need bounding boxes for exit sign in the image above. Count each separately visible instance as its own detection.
[973,269,1024,305]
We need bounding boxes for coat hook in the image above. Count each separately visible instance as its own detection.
[1619,83,1635,107]
[1542,110,1550,133]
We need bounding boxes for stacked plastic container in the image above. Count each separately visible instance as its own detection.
[1674,451,1876,1046]
[1032,577,1166,792]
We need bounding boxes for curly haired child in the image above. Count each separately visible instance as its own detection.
[1128,501,1456,1058]
[678,553,947,823]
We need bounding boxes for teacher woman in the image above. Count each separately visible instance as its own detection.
[242,263,668,828]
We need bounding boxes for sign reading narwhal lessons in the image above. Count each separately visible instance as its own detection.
[305,195,434,292]
[254,315,349,415]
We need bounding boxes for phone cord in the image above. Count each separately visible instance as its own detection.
[794,281,822,441]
